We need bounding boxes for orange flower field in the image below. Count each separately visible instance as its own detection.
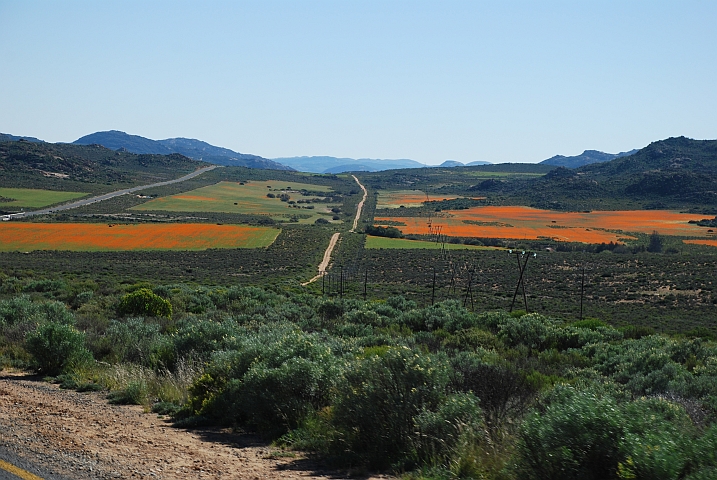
[375,206,709,244]
[0,223,280,251]
[683,239,717,248]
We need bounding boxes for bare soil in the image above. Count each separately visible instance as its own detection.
[0,371,390,480]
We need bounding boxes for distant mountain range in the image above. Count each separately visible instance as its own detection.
[540,149,639,168]
[2,129,638,172]
[272,156,492,173]
[73,131,292,171]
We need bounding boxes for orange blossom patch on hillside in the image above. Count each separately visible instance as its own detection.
[683,239,717,248]
[375,206,707,243]
[0,223,280,251]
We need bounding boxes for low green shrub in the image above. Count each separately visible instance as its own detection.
[331,347,450,468]
[413,392,484,464]
[516,387,625,480]
[117,288,172,318]
[25,321,92,376]
[108,379,148,405]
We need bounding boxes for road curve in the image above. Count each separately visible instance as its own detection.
[4,165,219,219]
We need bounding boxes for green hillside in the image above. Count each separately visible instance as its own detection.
[524,137,717,212]
[0,140,205,192]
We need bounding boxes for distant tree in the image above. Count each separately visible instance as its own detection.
[364,225,403,238]
[648,230,663,253]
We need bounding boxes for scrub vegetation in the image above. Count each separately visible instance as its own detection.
[3,136,717,478]
[2,281,717,479]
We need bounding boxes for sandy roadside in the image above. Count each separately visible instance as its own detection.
[0,371,390,480]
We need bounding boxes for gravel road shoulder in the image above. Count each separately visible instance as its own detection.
[0,371,390,480]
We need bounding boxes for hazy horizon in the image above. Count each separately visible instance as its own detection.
[2,1,715,164]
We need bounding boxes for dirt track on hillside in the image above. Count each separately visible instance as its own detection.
[0,371,389,480]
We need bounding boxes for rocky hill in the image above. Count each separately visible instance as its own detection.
[0,140,205,190]
[540,148,638,168]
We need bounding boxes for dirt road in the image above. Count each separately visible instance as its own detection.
[0,372,387,480]
[303,175,368,286]
[302,232,341,286]
[349,175,368,233]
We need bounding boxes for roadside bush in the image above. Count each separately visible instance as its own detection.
[25,321,92,376]
[516,385,710,480]
[0,296,74,330]
[618,398,695,479]
[186,325,340,436]
[104,318,166,367]
[172,318,241,361]
[516,387,624,480]
[397,300,478,333]
[108,379,148,405]
[413,392,484,463]
[584,336,694,396]
[450,351,535,428]
[331,347,450,468]
[117,288,172,318]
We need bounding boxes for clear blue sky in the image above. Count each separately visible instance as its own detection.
[1,1,716,164]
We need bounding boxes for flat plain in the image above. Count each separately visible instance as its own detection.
[131,180,341,223]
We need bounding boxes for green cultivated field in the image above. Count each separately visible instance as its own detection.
[131,180,341,224]
[0,187,87,208]
[365,236,497,250]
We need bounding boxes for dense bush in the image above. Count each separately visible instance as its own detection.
[365,225,403,238]
[331,347,450,468]
[104,318,166,367]
[4,277,717,478]
[516,385,717,480]
[186,325,341,436]
[413,392,484,463]
[516,387,626,480]
[117,288,172,318]
[25,321,92,375]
